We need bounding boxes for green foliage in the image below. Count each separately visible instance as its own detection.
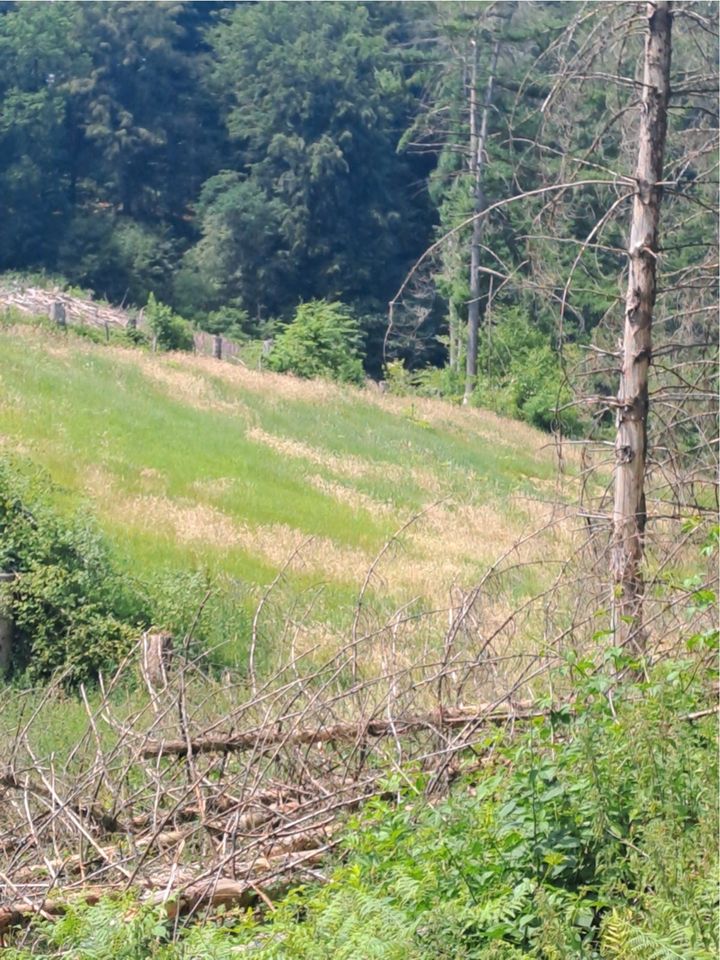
[177,172,288,321]
[268,300,365,385]
[231,660,715,959]
[0,462,150,683]
[145,293,193,352]
[203,1,431,317]
[470,307,585,435]
[58,216,177,306]
[0,0,715,441]
[384,359,465,400]
[203,306,252,341]
[0,461,254,683]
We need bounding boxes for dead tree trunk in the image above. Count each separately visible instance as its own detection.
[464,36,501,404]
[611,1,672,652]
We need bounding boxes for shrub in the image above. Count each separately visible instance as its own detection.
[204,305,252,340]
[0,462,150,683]
[268,300,365,385]
[145,293,194,352]
[468,307,585,435]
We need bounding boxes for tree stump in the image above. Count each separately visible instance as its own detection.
[141,630,174,692]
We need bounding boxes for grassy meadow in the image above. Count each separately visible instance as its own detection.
[0,318,577,670]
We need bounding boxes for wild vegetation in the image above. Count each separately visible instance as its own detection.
[2,650,717,959]
[0,0,717,955]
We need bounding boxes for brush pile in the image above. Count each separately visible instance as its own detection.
[0,285,133,330]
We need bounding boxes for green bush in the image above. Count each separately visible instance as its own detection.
[0,462,151,683]
[469,307,585,435]
[233,660,714,959]
[203,305,252,341]
[268,300,365,385]
[383,359,465,400]
[67,319,149,349]
[145,293,194,352]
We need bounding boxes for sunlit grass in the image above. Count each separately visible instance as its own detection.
[0,321,576,660]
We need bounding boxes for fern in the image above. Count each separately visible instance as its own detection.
[601,907,716,960]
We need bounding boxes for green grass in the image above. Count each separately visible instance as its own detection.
[0,319,571,660]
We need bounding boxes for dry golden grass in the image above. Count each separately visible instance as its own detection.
[123,345,569,472]
[362,391,555,459]
[84,434,574,610]
[155,351,342,406]
[131,357,254,418]
[82,462,574,608]
[90,483,371,584]
[190,476,236,497]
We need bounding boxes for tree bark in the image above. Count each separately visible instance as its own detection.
[611,1,672,652]
[448,298,460,372]
[464,36,501,403]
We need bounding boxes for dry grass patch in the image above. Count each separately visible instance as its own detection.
[0,433,33,455]
[103,493,371,584]
[134,357,253,417]
[83,464,119,499]
[190,476,237,497]
[246,426,407,486]
[363,392,547,454]
[242,524,369,582]
[160,352,342,406]
[380,498,578,605]
[122,495,242,548]
[305,474,395,517]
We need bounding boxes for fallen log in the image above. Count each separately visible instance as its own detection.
[0,887,109,937]
[0,846,331,935]
[140,703,543,758]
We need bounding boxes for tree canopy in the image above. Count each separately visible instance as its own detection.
[0,1,716,436]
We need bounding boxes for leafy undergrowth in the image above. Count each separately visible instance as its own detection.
[6,660,717,959]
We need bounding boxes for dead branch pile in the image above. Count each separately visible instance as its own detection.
[0,658,547,935]
[0,286,134,330]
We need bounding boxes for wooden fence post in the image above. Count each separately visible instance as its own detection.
[49,301,66,328]
[0,572,15,676]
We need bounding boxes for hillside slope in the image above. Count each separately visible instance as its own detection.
[0,319,576,661]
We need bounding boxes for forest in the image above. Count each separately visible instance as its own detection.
[0,1,718,957]
[0,0,713,429]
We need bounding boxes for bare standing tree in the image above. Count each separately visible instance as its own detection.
[611,1,672,652]
[464,33,501,403]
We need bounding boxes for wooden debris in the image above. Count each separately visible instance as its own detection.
[140,704,542,758]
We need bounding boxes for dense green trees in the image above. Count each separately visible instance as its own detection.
[0,1,716,434]
[193,2,429,321]
[0,0,431,331]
